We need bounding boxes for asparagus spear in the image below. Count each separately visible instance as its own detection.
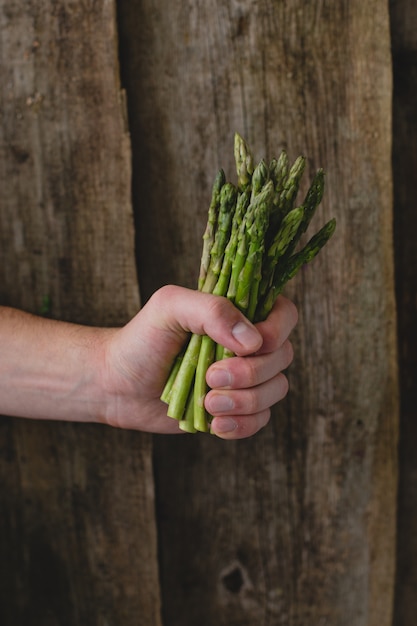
[213,190,251,298]
[179,390,197,433]
[202,183,237,293]
[270,150,289,195]
[198,169,226,290]
[162,178,235,406]
[167,183,238,423]
[235,181,274,316]
[250,159,269,202]
[193,334,216,432]
[255,218,336,322]
[160,349,184,404]
[279,155,306,215]
[234,132,254,191]
[192,190,251,430]
[227,181,274,304]
[266,154,305,247]
[166,333,203,421]
[259,205,305,300]
[280,168,325,261]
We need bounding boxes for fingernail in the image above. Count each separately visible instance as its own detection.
[208,394,234,413]
[231,320,260,349]
[207,368,232,388]
[212,417,237,433]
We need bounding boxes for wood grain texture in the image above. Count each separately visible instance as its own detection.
[0,0,138,324]
[118,1,398,624]
[390,1,417,624]
[0,2,161,624]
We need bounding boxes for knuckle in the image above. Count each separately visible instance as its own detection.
[235,409,271,439]
[239,388,258,414]
[278,373,289,398]
[237,357,258,388]
[279,295,299,327]
[206,295,230,321]
[151,284,176,306]
[283,339,294,367]
[287,298,299,327]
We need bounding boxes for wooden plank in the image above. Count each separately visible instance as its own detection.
[0,2,161,624]
[118,0,398,624]
[390,1,417,624]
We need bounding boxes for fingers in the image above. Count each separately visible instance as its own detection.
[204,297,297,440]
[208,373,289,440]
[206,372,289,417]
[206,339,294,390]
[255,295,298,354]
[210,410,271,440]
[205,344,293,440]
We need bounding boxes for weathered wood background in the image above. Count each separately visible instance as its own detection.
[118,1,398,625]
[0,2,161,625]
[0,0,414,624]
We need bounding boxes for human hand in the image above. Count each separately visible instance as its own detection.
[100,285,297,439]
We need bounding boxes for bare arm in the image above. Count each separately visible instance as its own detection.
[0,286,298,439]
[0,305,110,423]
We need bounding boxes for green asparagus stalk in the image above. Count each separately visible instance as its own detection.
[161,183,237,414]
[284,217,337,279]
[213,190,251,298]
[270,150,289,195]
[234,181,274,315]
[166,333,203,421]
[259,205,305,299]
[255,218,337,322]
[234,132,254,191]
[279,155,306,214]
[166,182,238,423]
[266,154,305,246]
[250,159,269,202]
[281,168,325,261]
[192,190,251,428]
[227,181,274,304]
[162,180,236,407]
[222,181,274,359]
[202,183,238,293]
[160,348,184,404]
[299,169,325,234]
[179,390,197,433]
[161,134,336,433]
[198,169,226,290]
[193,334,216,432]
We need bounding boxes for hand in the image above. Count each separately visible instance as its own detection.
[101,285,298,439]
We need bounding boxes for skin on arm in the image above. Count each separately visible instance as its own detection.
[0,286,298,439]
[0,305,112,423]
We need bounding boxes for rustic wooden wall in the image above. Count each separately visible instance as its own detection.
[118,1,398,625]
[0,2,161,624]
[390,1,417,624]
[0,0,406,624]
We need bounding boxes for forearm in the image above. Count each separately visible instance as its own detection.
[0,306,109,422]
[0,288,298,438]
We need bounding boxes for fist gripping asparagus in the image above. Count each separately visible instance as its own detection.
[161,134,336,433]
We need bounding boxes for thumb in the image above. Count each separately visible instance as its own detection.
[140,285,263,357]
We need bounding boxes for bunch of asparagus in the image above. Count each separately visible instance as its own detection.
[161,133,336,433]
